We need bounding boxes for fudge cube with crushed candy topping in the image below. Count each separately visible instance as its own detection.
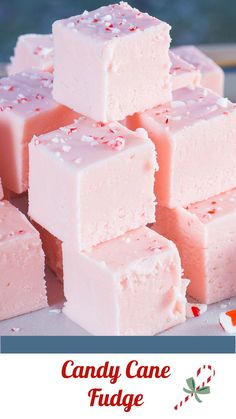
[172,45,224,95]
[8,34,54,75]
[127,85,236,208]
[53,2,171,122]
[29,116,157,251]
[0,70,78,193]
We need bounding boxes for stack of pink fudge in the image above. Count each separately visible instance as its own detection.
[28,1,191,336]
[0,1,233,333]
[0,69,78,320]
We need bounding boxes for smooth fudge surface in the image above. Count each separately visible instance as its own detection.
[0,70,78,194]
[153,188,236,304]
[53,1,172,122]
[8,34,54,75]
[32,220,63,282]
[29,117,157,251]
[172,45,224,95]
[170,51,200,90]
[127,85,236,208]
[63,226,188,335]
[0,200,47,321]
[0,178,3,200]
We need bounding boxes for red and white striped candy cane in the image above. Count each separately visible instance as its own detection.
[174,365,215,410]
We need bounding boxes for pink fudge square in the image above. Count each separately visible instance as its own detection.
[127,86,236,208]
[8,34,54,75]
[0,70,78,194]
[32,220,63,282]
[52,2,172,122]
[172,45,224,95]
[28,117,157,251]
[153,188,236,304]
[0,200,47,320]
[170,51,201,90]
[0,178,3,200]
[63,227,188,335]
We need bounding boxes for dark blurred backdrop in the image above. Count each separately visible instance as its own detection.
[0,0,236,62]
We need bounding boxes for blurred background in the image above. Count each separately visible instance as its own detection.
[0,0,236,62]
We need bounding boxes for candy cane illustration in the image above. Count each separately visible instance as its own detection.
[174,365,215,410]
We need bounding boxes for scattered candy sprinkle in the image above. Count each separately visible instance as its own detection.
[186,302,208,318]
[219,309,236,334]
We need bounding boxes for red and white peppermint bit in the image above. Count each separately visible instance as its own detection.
[11,327,21,332]
[68,127,77,135]
[7,85,15,91]
[32,135,40,146]
[174,365,215,410]
[35,93,44,100]
[186,302,207,318]
[60,126,78,135]
[17,94,28,104]
[219,309,236,334]
[34,46,42,55]
[81,134,125,151]
[129,25,138,31]
[4,105,13,111]
[108,136,125,150]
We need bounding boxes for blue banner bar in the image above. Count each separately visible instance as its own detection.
[0,336,235,354]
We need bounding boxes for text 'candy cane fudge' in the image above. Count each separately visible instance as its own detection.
[0,200,47,321]
[52,2,172,122]
[170,51,201,91]
[153,188,236,304]
[172,45,224,95]
[0,70,78,194]
[29,117,157,252]
[127,85,236,208]
[63,226,188,335]
[7,34,54,75]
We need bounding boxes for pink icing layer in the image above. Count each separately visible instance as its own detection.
[140,85,235,134]
[59,2,165,39]
[153,188,236,304]
[63,226,188,335]
[0,71,55,117]
[172,45,224,95]
[186,188,236,224]
[127,85,236,208]
[170,51,201,90]
[8,34,54,75]
[29,117,157,251]
[0,200,47,320]
[0,70,78,193]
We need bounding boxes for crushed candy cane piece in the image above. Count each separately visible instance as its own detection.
[216,97,228,108]
[186,302,208,318]
[171,100,185,108]
[219,309,236,334]
[11,327,21,332]
[49,308,61,314]
[62,145,71,152]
